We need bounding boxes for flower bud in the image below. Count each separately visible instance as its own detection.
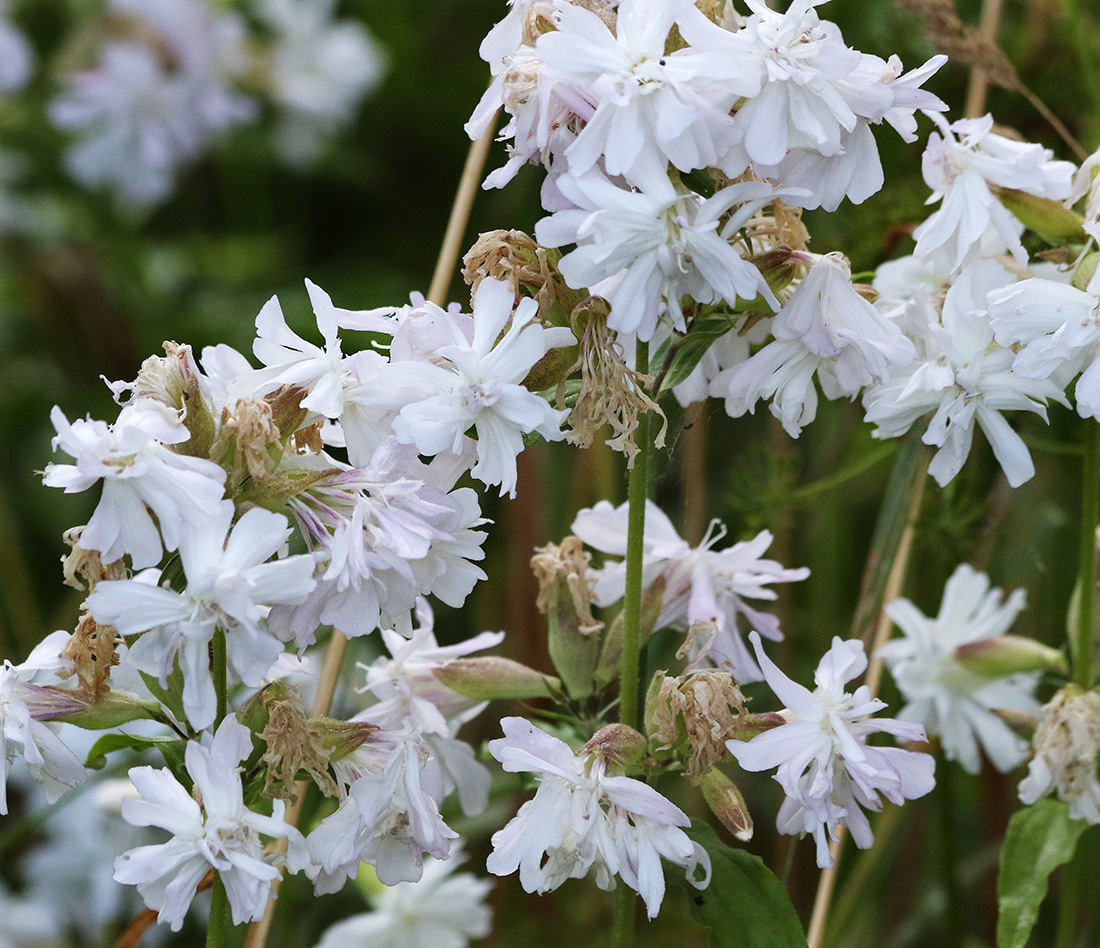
[700,768,753,841]
[433,657,560,701]
[43,688,162,730]
[532,537,604,699]
[993,187,1086,241]
[1073,251,1099,292]
[955,635,1068,677]
[991,707,1039,739]
[583,723,647,769]
[311,717,380,762]
[748,246,801,297]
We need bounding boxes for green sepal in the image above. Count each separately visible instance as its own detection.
[54,691,166,731]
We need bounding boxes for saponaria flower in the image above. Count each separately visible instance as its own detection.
[113,714,307,930]
[572,499,808,682]
[486,717,710,919]
[879,563,1038,774]
[727,632,935,868]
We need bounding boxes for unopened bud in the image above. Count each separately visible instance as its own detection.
[44,688,162,730]
[993,187,1086,241]
[955,635,1067,677]
[433,657,559,701]
[749,246,801,297]
[1073,251,1099,292]
[312,718,380,762]
[583,723,647,768]
[532,537,604,699]
[700,768,753,841]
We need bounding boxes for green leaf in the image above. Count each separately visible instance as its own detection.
[85,733,186,773]
[139,665,188,726]
[658,315,738,397]
[681,820,808,948]
[997,798,1091,948]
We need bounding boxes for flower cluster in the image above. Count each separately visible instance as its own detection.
[43,0,385,206]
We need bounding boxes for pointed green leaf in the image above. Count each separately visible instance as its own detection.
[658,316,739,396]
[681,820,808,948]
[997,799,1091,948]
[85,733,186,773]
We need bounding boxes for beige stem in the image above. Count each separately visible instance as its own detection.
[805,466,928,948]
[427,116,499,306]
[964,0,1005,118]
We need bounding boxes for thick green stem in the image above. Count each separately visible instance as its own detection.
[1076,423,1100,689]
[619,339,652,732]
[612,884,635,948]
[208,873,233,948]
[213,628,228,729]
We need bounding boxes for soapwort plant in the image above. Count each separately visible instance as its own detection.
[4,1,1100,947]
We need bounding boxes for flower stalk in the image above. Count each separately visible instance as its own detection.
[619,339,652,732]
[1075,421,1099,689]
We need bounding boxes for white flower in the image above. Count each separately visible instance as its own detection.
[879,564,1038,774]
[572,499,807,682]
[274,443,487,642]
[87,504,317,730]
[388,277,573,497]
[721,1,946,210]
[988,223,1100,419]
[260,0,385,166]
[536,170,786,341]
[313,847,493,948]
[0,1,32,93]
[727,633,935,868]
[0,632,86,814]
[49,0,255,206]
[307,728,457,892]
[113,715,307,931]
[863,259,1064,487]
[913,112,1075,272]
[43,400,228,568]
[358,599,504,734]
[486,717,710,918]
[712,253,917,436]
[1018,688,1100,823]
[535,0,759,191]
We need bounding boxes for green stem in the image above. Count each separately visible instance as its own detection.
[620,339,652,732]
[1076,422,1099,689]
[612,884,635,948]
[213,627,228,729]
[208,872,233,948]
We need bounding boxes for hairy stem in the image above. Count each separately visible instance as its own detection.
[1076,422,1100,689]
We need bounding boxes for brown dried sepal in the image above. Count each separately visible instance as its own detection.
[61,527,128,591]
[531,536,604,636]
[260,686,338,802]
[59,611,120,698]
[649,669,746,783]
